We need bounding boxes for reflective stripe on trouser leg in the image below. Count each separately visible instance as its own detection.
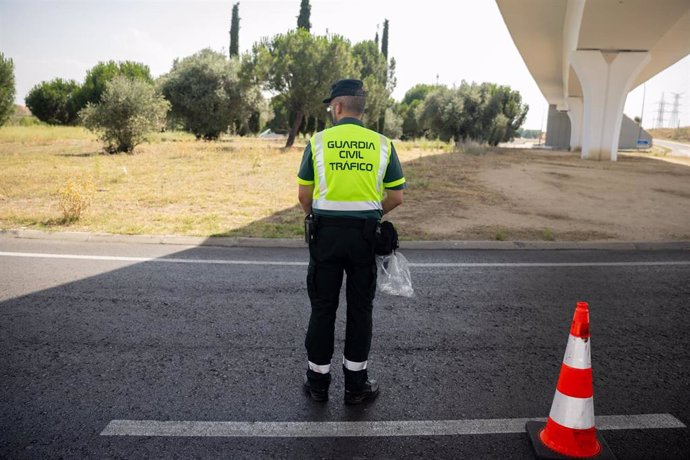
[343,255,375,365]
[304,247,345,374]
[308,361,331,374]
[343,356,367,371]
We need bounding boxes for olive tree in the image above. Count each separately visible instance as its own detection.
[417,85,467,144]
[397,83,437,139]
[80,76,169,153]
[159,49,246,140]
[383,107,402,139]
[418,82,528,146]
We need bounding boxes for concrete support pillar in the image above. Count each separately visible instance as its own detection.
[570,50,650,161]
[566,97,583,151]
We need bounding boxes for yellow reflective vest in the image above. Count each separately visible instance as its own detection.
[308,123,392,212]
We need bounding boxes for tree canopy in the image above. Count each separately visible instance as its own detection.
[25,78,81,125]
[74,61,153,110]
[418,82,528,146]
[159,48,249,140]
[396,83,438,139]
[242,29,356,147]
[0,53,16,126]
[352,40,389,129]
[13,7,532,148]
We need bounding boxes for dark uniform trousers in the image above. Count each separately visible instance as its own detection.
[305,218,377,383]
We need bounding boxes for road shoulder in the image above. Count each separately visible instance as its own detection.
[2,228,689,251]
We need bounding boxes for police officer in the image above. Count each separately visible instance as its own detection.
[297,79,406,404]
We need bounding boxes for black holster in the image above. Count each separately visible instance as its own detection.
[304,213,317,244]
[374,221,399,255]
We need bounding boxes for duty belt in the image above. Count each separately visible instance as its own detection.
[315,215,380,230]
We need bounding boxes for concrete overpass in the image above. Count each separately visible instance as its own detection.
[496,0,690,161]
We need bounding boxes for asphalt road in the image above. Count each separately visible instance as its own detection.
[1,237,689,459]
[654,139,690,158]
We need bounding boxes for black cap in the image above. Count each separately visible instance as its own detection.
[322,79,366,103]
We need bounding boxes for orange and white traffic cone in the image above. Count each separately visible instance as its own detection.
[526,301,615,459]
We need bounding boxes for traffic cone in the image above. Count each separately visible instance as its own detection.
[526,301,615,459]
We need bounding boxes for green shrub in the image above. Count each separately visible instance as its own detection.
[158,49,244,140]
[494,229,508,241]
[18,116,43,126]
[73,60,153,111]
[25,78,81,125]
[80,76,169,153]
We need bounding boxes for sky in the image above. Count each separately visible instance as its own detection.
[1,0,688,130]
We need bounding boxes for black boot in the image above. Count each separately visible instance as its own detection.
[343,366,379,405]
[304,369,331,402]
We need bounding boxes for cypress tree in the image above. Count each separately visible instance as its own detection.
[381,19,389,58]
[229,3,240,58]
[378,19,390,131]
[293,1,312,142]
[297,0,311,31]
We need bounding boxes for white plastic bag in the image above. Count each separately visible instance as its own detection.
[376,251,414,297]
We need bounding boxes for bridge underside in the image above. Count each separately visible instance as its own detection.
[496,0,690,160]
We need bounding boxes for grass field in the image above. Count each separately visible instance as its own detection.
[0,126,452,238]
[4,125,688,241]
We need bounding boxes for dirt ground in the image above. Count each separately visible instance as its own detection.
[392,148,690,241]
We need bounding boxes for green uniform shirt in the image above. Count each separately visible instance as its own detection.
[297,118,406,219]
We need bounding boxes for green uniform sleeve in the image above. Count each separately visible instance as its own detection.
[383,143,406,190]
[297,142,314,185]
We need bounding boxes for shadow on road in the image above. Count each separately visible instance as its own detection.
[2,147,690,457]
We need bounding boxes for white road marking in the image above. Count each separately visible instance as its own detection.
[410,261,690,268]
[100,413,684,437]
[1,251,689,268]
[0,251,305,266]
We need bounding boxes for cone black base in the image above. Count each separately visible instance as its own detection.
[525,421,616,459]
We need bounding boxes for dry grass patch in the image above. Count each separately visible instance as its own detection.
[0,127,298,236]
[648,127,690,143]
[2,126,689,241]
[0,127,452,237]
